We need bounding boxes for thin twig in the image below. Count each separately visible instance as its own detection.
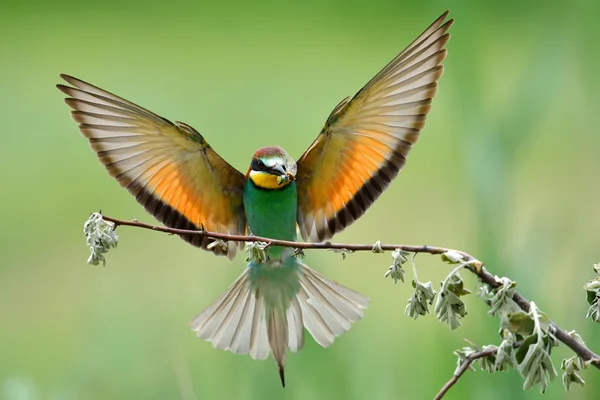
[100,214,600,372]
[102,215,467,256]
[433,347,498,400]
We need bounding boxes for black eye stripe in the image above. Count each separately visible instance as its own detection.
[251,158,268,171]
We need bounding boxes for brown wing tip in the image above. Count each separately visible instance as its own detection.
[435,11,454,33]
[59,73,82,87]
[56,83,70,95]
[442,18,455,31]
[57,75,84,98]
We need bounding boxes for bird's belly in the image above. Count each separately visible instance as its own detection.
[243,181,298,258]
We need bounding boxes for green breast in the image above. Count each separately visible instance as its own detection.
[243,180,298,258]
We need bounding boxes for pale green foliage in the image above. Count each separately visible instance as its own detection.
[494,331,518,372]
[479,276,520,316]
[83,212,118,266]
[405,253,436,319]
[454,274,580,394]
[584,263,600,322]
[454,344,495,373]
[384,249,409,284]
[560,331,588,391]
[453,346,479,372]
[207,238,228,253]
[453,332,516,376]
[330,248,353,260]
[405,280,436,318]
[244,241,270,263]
[440,250,465,264]
[371,240,384,253]
[507,302,558,392]
[435,265,470,330]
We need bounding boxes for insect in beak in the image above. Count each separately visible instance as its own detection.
[270,164,294,185]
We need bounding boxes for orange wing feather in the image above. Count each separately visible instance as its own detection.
[296,11,453,241]
[58,75,246,258]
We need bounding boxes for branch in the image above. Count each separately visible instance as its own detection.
[434,346,499,400]
[100,214,600,371]
[102,215,461,256]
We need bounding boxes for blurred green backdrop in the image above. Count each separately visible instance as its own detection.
[1,0,599,399]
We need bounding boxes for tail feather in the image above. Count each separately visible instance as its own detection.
[227,292,255,354]
[297,285,336,346]
[286,297,304,352]
[299,274,353,334]
[211,281,252,350]
[302,264,369,312]
[297,261,370,347]
[191,274,246,341]
[190,270,270,360]
[267,309,288,387]
[249,297,269,360]
[190,260,370,386]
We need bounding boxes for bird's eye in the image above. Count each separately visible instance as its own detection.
[252,158,266,171]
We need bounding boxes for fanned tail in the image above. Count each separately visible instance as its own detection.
[296,259,370,348]
[189,260,369,387]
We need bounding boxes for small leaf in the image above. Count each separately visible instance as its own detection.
[477,345,498,373]
[441,250,464,264]
[384,249,409,284]
[514,303,558,393]
[83,212,119,266]
[561,352,586,392]
[330,248,352,260]
[507,312,536,337]
[447,278,472,297]
[483,277,520,317]
[536,312,551,334]
[435,271,468,329]
[515,335,537,364]
[494,333,517,372]
[405,280,437,319]
[207,239,228,252]
[453,347,478,373]
[371,240,384,253]
[517,338,557,392]
[583,278,600,293]
[585,300,600,323]
[245,241,270,263]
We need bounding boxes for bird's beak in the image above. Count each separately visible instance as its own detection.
[270,164,286,176]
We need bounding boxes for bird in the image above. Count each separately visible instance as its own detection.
[57,11,452,388]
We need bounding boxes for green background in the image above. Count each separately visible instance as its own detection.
[1,0,599,399]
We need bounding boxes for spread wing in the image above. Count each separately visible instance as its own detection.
[295,11,453,241]
[57,75,246,258]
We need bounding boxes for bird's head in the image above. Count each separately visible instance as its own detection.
[247,146,297,189]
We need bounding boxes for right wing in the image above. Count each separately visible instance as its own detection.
[295,11,452,241]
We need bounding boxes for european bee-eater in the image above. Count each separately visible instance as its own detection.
[58,11,452,387]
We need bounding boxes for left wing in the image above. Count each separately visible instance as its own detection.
[57,75,246,258]
[296,11,453,241]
